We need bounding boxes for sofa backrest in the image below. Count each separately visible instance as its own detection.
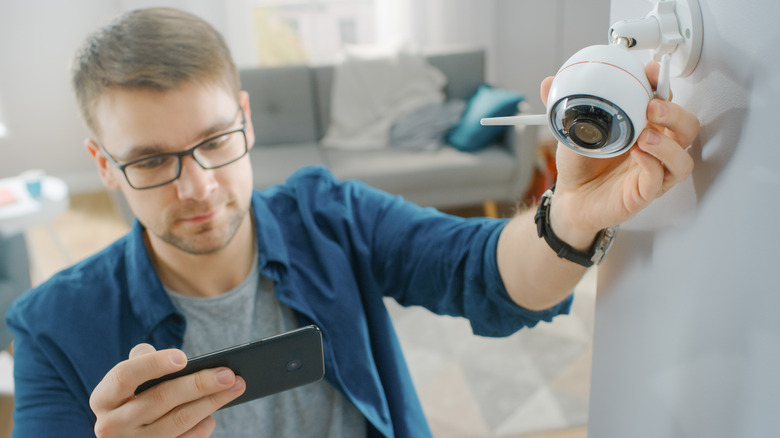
[240,65,319,147]
[240,48,485,147]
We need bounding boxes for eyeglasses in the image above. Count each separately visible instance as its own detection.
[99,110,249,190]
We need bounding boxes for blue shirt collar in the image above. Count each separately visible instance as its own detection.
[124,194,290,340]
[250,191,290,281]
[125,220,178,341]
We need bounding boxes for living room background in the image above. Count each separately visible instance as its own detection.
[0,0,608,191]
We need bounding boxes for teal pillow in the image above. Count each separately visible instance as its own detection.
[447,84,524,152]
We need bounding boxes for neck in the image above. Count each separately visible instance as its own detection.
[146,211,256,298]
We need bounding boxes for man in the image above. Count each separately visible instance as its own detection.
[7,7,699,438]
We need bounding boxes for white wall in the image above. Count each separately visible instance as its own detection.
[0,0,253,192]
[590,1,780,436]
[494,0,610,113]
[0,0,121,192]
[0,0,609,192]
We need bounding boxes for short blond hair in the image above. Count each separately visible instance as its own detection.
[71,8,240,135]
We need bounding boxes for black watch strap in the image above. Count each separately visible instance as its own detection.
[534,187,617,267]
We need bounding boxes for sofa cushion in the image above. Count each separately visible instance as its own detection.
[447,84,525,152]
[426,49,485,101]
[240,66,319,146]
[323,143,516,202]
[312,49,486,141]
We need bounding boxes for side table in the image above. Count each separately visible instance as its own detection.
[0,175,71,273]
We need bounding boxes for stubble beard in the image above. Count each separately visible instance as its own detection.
[157,201,250,255]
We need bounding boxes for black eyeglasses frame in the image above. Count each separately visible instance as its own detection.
[99,110,249,190]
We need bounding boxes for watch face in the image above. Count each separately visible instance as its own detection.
[591,226,618,265]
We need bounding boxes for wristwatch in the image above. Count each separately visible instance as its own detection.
[534,187,618,267]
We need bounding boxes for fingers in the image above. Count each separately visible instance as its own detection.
[647,99,700,149]
[129,343,157,359]
[642,59,699,187]
[645,60,660,84]
[177,416,216,438]
[91,343,246,438]
[636,128,695,193]
[132,367,240,425]
[540,76,554,107]
[143,376,245,437]
[91,346,188,415]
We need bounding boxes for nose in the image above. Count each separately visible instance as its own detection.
[174,155,217,201]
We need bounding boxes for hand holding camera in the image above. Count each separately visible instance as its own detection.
[483,0,703,239]
[540,60,699,243]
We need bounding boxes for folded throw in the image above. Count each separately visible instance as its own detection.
[388,100,466,152]
[322,46,446,150]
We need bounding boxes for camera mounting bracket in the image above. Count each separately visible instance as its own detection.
[609,0,703,77]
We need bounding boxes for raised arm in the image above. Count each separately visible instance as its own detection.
[498,61,700,310]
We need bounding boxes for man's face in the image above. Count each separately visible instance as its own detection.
[89,81,255,255]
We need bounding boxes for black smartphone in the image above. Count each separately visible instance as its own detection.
[134,325,325,409]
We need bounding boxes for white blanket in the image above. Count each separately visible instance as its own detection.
[321,47,446,150]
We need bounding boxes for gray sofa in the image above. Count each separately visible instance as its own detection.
[241,48,538,209]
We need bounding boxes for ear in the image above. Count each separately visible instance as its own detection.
[239,90,255,151]
[85,138,122,191]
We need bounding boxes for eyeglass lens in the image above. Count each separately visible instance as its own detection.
[124,130,247,189]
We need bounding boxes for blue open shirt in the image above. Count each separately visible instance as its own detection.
[7,166,571,437]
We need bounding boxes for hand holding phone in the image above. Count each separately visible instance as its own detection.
[135,325,325,409]
[90,344,245,437]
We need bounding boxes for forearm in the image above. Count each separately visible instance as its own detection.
[496,201,599,311]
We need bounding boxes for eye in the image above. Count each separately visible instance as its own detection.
[201,135,230,152]
[133,155,174,170]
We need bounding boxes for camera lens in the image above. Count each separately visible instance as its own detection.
[563,106,611,149]
[571,122,605,145]
[549,95,634,158]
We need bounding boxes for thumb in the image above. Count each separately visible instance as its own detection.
[128,343,157,359]
[540,76,554,107]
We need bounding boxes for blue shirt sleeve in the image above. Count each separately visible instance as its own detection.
[285,167,572,337]
[7,298,96,437]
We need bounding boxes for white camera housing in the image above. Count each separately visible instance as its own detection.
[546,44,652,158]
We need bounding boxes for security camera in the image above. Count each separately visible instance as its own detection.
[481,0,702,159]
[545,44,652,157]
[483,42,658,158]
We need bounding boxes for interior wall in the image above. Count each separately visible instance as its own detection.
[0,0,249,192]
[589,1,780,436]
[494,0,610,114]
[0,0,121,191]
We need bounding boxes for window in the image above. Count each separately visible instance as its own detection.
[252,0,375,66]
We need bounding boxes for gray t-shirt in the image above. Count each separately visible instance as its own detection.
[166,261,366,438]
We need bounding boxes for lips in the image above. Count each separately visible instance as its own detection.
[176,204,224,224]
[182,210,216,223]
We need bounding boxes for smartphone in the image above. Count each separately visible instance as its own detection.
[134,325,325,409]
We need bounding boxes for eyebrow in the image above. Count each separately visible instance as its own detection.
[114,113,240,163]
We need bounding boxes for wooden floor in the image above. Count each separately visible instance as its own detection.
[0,395,11,438]
[8,191,589,438]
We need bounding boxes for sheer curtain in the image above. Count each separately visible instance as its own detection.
[373,0,496,79]
[115,1,498,71]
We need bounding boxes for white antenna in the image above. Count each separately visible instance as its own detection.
[480,114,547,127]
[656,53,672,100]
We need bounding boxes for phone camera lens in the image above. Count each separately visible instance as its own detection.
[563,106,611,149]
[286,359,302,372]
